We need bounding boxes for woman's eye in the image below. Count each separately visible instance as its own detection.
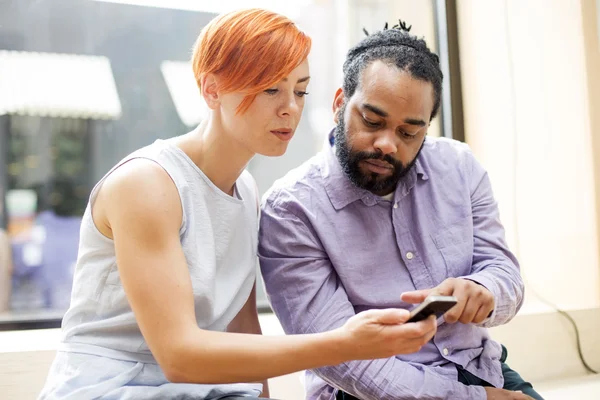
[295,91,309,98]
[264,88,279,95]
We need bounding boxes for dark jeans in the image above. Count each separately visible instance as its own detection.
[336,345,544,400]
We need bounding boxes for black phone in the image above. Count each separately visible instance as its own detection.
[406,295,458,323]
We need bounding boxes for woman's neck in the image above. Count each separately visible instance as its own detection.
[176,117,254,196]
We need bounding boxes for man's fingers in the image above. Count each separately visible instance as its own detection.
[444,294,466,324]
[401,279,456,304]
[458,297,479,324]
[514,390,536,400]
[400,289,432,304]
[434,279,457,296]
[473,304,492,324]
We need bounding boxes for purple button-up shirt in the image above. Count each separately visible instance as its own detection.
[258,136,524,400]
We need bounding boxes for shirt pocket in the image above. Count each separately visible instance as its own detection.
[432,218,473,278]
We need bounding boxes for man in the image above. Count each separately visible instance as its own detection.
[258,24,542,400]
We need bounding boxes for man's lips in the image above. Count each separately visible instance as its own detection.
[364,159,393,168]
[362,159,393,174]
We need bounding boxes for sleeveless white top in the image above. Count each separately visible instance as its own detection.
[40,138,262,398]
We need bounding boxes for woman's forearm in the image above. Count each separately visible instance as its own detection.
[164,327,346,384]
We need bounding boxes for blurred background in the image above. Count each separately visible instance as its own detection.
[0,0,599,398]
[0,0,449,322]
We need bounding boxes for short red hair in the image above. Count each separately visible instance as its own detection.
[192,8,311,114]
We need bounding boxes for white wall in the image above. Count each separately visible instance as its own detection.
[597,0,600,47]
[457,0,600,312]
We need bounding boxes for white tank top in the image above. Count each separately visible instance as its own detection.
[59,138,259,363]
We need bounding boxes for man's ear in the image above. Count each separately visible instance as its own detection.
[332,88,345,124]
[200,73,220,110]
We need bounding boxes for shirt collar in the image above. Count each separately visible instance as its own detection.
[323,129,429,210]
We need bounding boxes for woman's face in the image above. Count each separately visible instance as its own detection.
[217,59,310,157]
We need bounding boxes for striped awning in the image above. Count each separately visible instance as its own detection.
[0,51,122,119]
[160,60,206,127]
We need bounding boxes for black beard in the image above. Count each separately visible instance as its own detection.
[334,104,424,195]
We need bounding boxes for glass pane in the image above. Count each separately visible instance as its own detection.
[0,0,442,326]
[5,117,88,312]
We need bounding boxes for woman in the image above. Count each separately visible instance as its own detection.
[39,9,437,399]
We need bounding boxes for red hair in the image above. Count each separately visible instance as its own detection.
[192,8,311,114]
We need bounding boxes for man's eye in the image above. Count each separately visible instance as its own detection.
[363,118,380,128]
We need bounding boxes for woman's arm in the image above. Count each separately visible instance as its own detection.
[93,158,437,384]
[227,284,269,397]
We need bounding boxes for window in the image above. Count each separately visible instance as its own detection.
[0,0,447,327]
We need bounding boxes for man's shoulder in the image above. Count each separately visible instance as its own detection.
[420,136,476,174]
[422,136,472,157]
[261,151,327,209]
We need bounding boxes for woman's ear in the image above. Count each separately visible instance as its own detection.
[200,74,220,110]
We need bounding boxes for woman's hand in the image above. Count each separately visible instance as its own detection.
[337,309,437,361]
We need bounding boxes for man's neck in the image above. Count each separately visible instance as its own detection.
[380,192,394,201]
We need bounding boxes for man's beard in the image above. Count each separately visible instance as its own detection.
[334,104,424,195]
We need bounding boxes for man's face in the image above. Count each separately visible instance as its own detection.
[333,60,434,196]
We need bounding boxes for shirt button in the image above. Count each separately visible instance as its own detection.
[443,348,449,356]
[406,252,414,260]
[393,203,398,209]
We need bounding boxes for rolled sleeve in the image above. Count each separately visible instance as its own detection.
[465,151,525,328]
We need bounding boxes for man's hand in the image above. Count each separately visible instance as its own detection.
[484,387,535,399]
[400,278,495,324]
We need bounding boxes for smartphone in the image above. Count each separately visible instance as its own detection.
[406,295,458,323]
